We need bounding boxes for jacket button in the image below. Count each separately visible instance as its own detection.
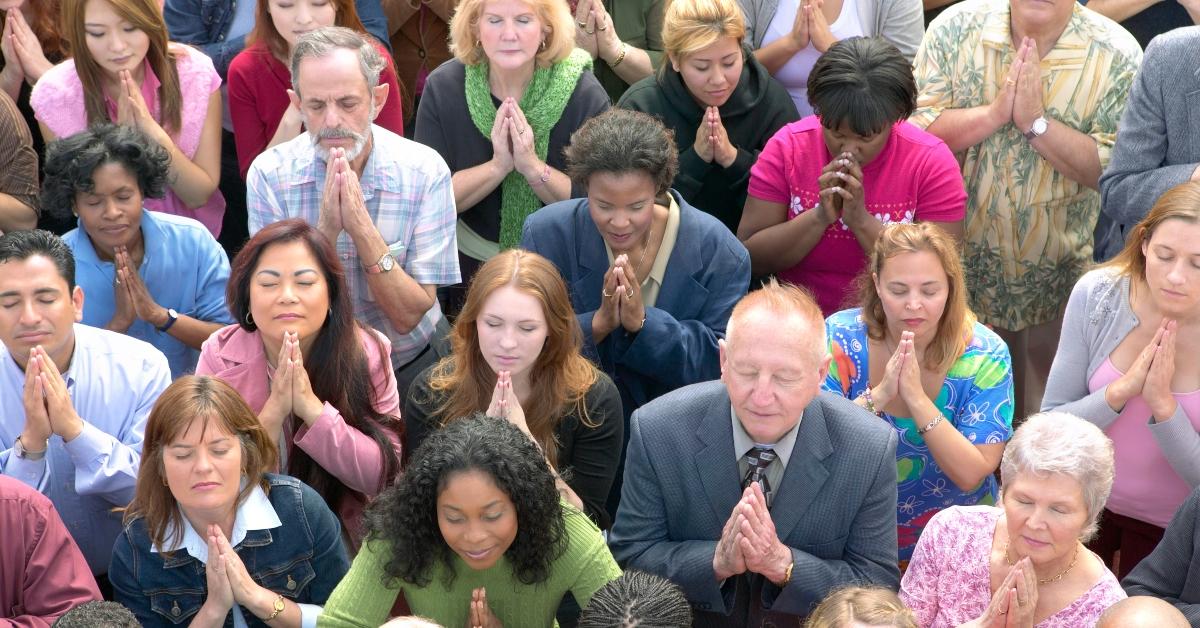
[286,575,297,590]
[172,601,181,617]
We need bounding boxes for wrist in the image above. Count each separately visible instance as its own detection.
[199,600,232,623]
[769,549,794,586]
[1151,399,1179,423]
[57,413,85,443]
[148,306,169,328]
[18,430,50,451]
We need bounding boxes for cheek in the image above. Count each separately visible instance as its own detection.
[316,7,336,26]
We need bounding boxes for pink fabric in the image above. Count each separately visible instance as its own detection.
[195,323,402,539]
[30,45,226,236]
[0,476,101,627]
[900,506,1125,628]
[227,42,405,178]
[1089,358,1200,528]
[748,116,966,314]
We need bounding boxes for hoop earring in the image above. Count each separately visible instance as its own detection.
[540,38,547,51]
[244,311,254,326]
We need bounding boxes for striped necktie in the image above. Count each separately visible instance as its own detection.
[741,446,776,506]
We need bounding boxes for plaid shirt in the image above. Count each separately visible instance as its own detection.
[247,125,460,367]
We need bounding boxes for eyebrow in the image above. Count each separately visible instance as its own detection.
[168,437,232,449]
[441,500,504,512]
[483,313,541,324]
[255,268,319,278]
[0,287,61,298]
[886,280,942,287]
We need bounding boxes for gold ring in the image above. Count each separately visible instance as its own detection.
[1006,79,1015,85]
[998,610,1008,615]
[598,23,607,30]
[577,20,587,27]
[624,288,634,299]
[586,28,594,35]
[518,127,525,136]
[602,288,613,298]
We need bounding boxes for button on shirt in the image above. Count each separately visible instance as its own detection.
[64,210,234,378]
[154,485,322,628]
[731,405,800,499]
[0,324,171,574]
[246,124,460,368]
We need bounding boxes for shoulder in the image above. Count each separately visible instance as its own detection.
[1072,6,1142,64]
[1070,267,1127,311]
[616,75,665,111]
[424,59,467,92]
[228,44,273,78]
[148,212,222,249]
[0,475,54,517]
[265,473,332,520]
[371,127,451,177]
[634,381,727,432]
[677,196,748,264]
[586,369,620,400]
[199,324,251,364]
[816,391,894,446]
[525,198,589,233]
[924,505,1001,547]
[1143,26,1200,65]
[924,0,992,37]
[892,120,955,153]
[248,133,316,181]
[170,43,221,80]
[74,324,169,373]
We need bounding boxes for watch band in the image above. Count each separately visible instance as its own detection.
[264,593,286,621]
[363,253,396,275]
[1023,116,1049,141]
[15,435,48,461]
[157,308,179,333]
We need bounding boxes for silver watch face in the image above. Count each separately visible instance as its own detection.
[379,254,395,272]
[1032,117,1049,135]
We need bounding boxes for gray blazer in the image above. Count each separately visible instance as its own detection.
[737,0,924,60]
[1124,486,1200,623]
[609,380,899,626]
[1097,27,1200,260]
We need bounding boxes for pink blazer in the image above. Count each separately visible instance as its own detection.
[196,324,402,541]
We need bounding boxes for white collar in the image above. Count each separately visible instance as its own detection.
[153,482,281,564]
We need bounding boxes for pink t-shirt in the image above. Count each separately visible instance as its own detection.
[901,506,1125,628]
[31,45,226,237]
[748,116,965,314]
[1089,358,1200,528]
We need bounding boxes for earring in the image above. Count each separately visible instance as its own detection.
[244,311,254,326]
[540,38,547,51]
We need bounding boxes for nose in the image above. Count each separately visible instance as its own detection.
[193,448,215,475]
[295,3,313,24]
[463,521,489,544]
[17,300,41,326]
[323,106,341,130]
[109,33,128,54]
[709,68,728,88]
[278,281,299,303]
[906,296,922,311]
[101,198,122,220]
[498,327,518,350]
[750,374,775,406]
[1167,259,1187,285]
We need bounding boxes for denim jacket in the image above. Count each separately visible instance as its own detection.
[109,474,350,627]
[164,0,392,79]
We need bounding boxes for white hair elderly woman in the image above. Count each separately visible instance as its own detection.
[900,412,1126,627]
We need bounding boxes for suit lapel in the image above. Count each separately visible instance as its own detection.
[571,205,607,309]
[695,391,742,525]
[771,401,834,543]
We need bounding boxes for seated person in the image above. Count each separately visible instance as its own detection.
[1098,28,1200,260]
[901,412,1126,625]
[1075,0,1193,52]
[405,249,622,528]
[578,571,693,628]
[1123,485,1200,623]
[110,375,350,627]
[32,0,225,237]
[413,0,608,313]
[0,90,38,234]
[740,37,964,315]
[616,0,797,232]
[569,0,664,102]
[48,124,233,378]
[805,587,917,628]
[1096,596,1190,628]
[318,414,623,627]
[823,222,1012,562]
[609,279,900,625]
[228,0,405,178]
[0,229,171,576]
[52,601,142,628]
[1043,182,1200,579]
[0,475,100,626]
[197,218,402,545]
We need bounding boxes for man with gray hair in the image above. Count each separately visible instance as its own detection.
[609,279,899,626]
[246,26,459,393]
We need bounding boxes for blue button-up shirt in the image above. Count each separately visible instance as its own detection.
[64,211,234,378]
[0,324,171,574]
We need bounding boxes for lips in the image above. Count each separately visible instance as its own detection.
[15,330,50,342]
[110,55,133,65]
[274,313,303,320]
[1022,536,1050,549]
[902,318,925,327]
[192,482,221,491]
[462,547,494,561]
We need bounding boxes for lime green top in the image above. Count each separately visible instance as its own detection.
[317,505,621,627]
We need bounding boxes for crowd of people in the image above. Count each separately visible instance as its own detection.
[3,0,1200,625]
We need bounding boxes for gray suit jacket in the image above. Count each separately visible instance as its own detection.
[1124,486,1200,624]
[609,380,899,626]
[1097,27,1200,260]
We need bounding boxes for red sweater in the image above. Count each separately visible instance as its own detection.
[228,42,405,177]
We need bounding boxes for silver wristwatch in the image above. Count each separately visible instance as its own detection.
[14,435,48,461]
[1023,116,1049,141]
[363,252,396,275]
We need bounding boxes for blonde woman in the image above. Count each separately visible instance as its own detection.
[616,0,797,232]
[807,587,918,628]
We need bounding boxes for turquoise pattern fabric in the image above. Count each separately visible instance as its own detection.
[823,308,1014,561]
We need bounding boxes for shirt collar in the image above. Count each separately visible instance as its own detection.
[601,194,681,284]
[730,404,800,468]
[153,482,281,563]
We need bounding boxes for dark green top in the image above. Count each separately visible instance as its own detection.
[593,0,667,102]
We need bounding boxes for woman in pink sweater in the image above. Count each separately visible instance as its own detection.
[196,218,403,548]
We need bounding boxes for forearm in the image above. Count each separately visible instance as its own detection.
[295,406,398,495]
[600,44,654,85]
[452,160,508,212]
[0,67,21,103]
[845,212,884,253]
[526,164,572,205]
[1028,120,1103,190]
[162,141,221,209]
[925,106,1007,154]
[742,209,831,275]
[351,225,436,333]
[1083,0,1160,22]
[0,193,37,231]
[754,38,801,75]
[913,398,1000,491]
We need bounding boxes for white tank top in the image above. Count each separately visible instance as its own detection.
[761,0,865,117]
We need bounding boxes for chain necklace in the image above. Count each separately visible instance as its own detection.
[1003,541,1080,585]
[630,224,654,284]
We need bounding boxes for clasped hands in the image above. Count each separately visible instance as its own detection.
[109,245,171,332]
[592,253,647,340]
[486,370,531,438]
[20,346,84,448]
[713,483,793,586]
[694,107,737,168]
[966,556,1039,628]
[787,0,837,54]
[317,147,373,244]
[260,331,325,436]
[489,98,546,185]
[467,587,503,628]
[0,8,52,89]
[573,0,622,61]
[1106,318,1179,421]
[201,524,288,623]
[813,152,868,230]
[991,37,1046,136]
[868,330,929,412]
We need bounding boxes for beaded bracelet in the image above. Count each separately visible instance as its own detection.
[919,414,943,434]
[857,387,881,417]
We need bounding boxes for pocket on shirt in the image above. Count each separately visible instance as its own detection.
[149,588,205,624]
[255,558,317,600]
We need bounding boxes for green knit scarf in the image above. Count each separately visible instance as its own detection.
[464,48,592,249]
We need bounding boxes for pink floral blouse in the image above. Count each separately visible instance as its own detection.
[900,506,1125,627]
[31,44,225,236]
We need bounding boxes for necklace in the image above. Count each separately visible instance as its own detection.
[1003,541,1080,585]
[630,224,654,283]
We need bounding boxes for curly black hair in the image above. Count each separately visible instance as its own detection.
[364,414,568,589]
[40,123,171,220]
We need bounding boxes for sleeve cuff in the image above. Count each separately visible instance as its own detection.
[293,403,341,444]
[63,421,116,468]
[3,449,49,489]
[299,603,321,628]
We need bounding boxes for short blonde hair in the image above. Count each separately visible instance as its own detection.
[806,586,918,628]
[449,0,574,67]
[728,278,826,363]
[662,0,746,62]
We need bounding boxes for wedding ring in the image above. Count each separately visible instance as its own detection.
[602,288,614,298]
[998,610,1008,615]
[624,288,634,299]
[518,127,525,136]
[586,28,594,34]
[578,20,587,27]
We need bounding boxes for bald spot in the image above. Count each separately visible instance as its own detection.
[726,303,825,365]
[1096,596,1189,628]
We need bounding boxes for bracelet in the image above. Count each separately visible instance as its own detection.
[529,162,551,187]
[781,561,794,587]
[918,414,943,434]
[611,43,629,68]
[264,593,285,621]
[857,387,880,416]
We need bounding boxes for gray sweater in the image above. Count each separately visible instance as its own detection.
[1042,267,1200,488]
[737,0,924,60]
